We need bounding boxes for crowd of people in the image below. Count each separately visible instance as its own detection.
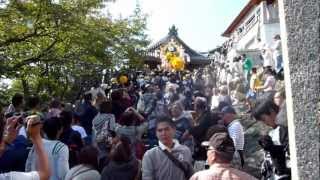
[0,36,289,180]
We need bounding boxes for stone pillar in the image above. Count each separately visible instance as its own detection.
[278,0,320,179]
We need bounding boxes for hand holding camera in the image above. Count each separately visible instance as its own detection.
[2,116,22,145]
[26,115,42,140]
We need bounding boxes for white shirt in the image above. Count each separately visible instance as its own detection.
[272,39,282,57]
[262,48,274,67]
[210,95,220,110]
[158,139,180,152]
[220,69,227,83]
[233,61,244,76]
[263,75,276,92]
[18,127,27,138]
[65,164,100,180]
[226,72,233,85]
[0,171,39,180]
[268,126,281,145]
[4,104,15,115]
[227,120,244,151]
[72,125,87,139]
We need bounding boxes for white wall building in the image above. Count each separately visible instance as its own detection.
[222,0,280,64]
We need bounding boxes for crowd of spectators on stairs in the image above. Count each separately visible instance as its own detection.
[0,33,289,180]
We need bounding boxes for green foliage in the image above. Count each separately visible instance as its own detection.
[0,0,149,102]
[0,82,14,106]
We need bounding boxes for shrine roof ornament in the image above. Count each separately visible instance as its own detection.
[168,25,178,36]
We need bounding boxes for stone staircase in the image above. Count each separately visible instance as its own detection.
[236,103,271,178]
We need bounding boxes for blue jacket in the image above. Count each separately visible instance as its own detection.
[80,101,98,135]
[0,135,30,173]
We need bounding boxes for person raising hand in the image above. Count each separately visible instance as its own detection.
[0,115,50,180]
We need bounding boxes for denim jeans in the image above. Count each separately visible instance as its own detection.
[275,55,283,73]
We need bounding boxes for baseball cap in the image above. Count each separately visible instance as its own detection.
[201,132,235,161]
[221,106,236,114]
[205,125,228,140]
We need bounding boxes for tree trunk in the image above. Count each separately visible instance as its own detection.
[21,78,30,98]
[60,76,69,100]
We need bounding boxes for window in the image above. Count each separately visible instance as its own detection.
[245,15,256,27]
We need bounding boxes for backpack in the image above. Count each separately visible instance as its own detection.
[97,119,116,152]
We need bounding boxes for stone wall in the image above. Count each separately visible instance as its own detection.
[278,0,320,179]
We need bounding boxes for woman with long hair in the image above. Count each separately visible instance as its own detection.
[65,146,101,180]
[101,135,141,180]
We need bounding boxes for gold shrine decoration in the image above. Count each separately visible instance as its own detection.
[160,39,185,71]
[165,52,175,62]
[170,56,185,71]
[165,52,185,71]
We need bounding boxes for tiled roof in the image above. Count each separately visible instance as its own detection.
[147,26,209,64]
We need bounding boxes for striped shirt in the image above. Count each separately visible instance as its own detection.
[25,139,69,180]
[92,113,116,142]
[227,120,244,151]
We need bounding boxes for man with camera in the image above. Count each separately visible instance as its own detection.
[252,100,291,180]
[0,115,50,180]
[0,112,30,172]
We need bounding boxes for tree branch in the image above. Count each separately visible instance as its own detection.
[12,39,58,69]
[0,31,38,47]
[1,2,50,48]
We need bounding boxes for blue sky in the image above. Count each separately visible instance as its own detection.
[105,0,249,52]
